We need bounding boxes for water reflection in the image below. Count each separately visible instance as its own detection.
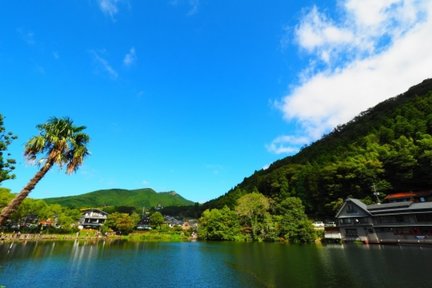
[2,241,432,288]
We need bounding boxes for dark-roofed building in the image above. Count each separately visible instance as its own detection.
[336,192,432,244]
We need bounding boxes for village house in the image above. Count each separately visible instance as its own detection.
[79,209,108,229]
[335,191,432,244]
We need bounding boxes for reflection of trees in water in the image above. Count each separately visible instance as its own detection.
[2,242,432,287]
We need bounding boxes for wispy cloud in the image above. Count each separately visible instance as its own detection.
[123,47,137,66]
[205,164,223,175]
[90,50,118,79]
[98,0,128,19]
[170,0,200,16]
[271,0,432,154]
[187,0,200,16]
[17,28,36,45]
[266,135,310,155]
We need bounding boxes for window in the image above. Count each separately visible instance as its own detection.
[340,218,352,224]
[346,203,355,213]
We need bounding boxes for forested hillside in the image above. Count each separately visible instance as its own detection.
[44,188,194,209]
[204,79,432,219]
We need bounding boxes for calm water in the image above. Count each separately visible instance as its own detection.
[1,240,431,288]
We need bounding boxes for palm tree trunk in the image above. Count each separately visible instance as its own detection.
[0,160,54,226]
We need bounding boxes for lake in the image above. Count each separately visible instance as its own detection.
[1,240,431,288]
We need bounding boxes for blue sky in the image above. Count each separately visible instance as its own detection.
[1,0,431,203]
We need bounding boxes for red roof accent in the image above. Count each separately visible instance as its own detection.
[39,219,53,225]
[385,192,416,200]
[385,191,432,200]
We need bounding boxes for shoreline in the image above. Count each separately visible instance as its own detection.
[0,231,193,243]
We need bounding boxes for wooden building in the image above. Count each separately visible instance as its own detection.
[336,192,432,244]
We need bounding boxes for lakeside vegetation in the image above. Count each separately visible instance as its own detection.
[0,229,190,243]
[1,187,316,243]
[0,187,191,235]
[199,193,316,243]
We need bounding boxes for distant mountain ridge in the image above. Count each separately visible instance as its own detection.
[44,188,194,209]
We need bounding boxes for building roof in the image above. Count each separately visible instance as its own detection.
[335,199,432,217]
[350,198,369,212]
[335,198,371,218]
[411,202,432,209]
[368,201,412,211]
[81,208,109,215]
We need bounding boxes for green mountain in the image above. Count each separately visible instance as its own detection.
[44,188,194,209]
[203,78,432,218]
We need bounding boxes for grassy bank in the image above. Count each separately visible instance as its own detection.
[0,229,192,243]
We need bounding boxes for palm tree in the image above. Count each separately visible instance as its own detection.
[0,117,90,225]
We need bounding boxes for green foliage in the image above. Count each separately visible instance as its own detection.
[236,193,270,241]
[0,114,16,183]
[199,196,316,243]
[0,188,14,208]
[127,230,189,242]
[198,206,242,241]
[276,197,316,243]
[149,211,164,230]
[1,117,90,225]
[204,79,432,218]
[105,212,140,235]
[24,116,90,173]
[44,188,193,210]
[1,190,81,233]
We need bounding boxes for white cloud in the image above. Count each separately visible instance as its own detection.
[266,135,310,155]
[295,6,354,53]
[294,0,426,67]
[99,0,118,17]
[123,47,137,66]
[90,50,118,79]
[98,0,129,19]
[272,0,432,154]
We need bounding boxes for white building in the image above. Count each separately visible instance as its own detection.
[79,209,108,229]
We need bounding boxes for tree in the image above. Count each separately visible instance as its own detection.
[105,212,140,235]
[0,188,14,209]
[277,197,316,243]
[235,192,269,241]
[149,211,164,230]
[0,117,90,225]
[198,206,241,241]
[0,114,17,184]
